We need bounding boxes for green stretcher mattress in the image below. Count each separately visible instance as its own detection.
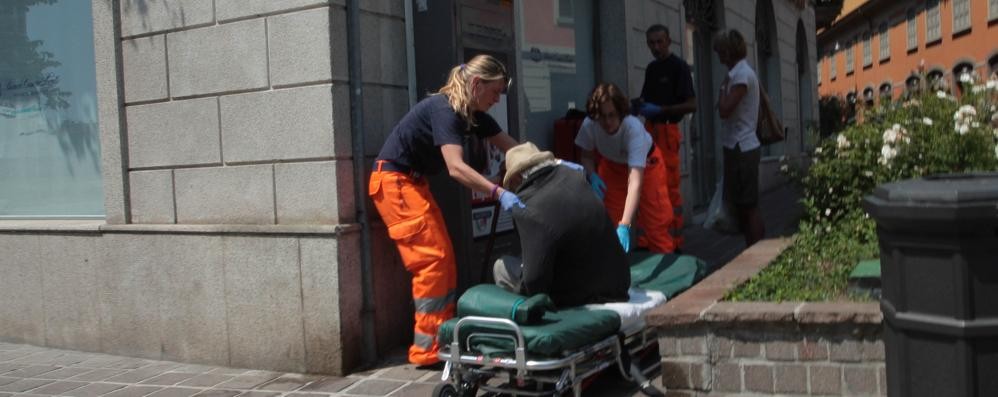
[439,253,707,358]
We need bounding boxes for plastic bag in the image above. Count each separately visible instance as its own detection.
[703,179,740,234]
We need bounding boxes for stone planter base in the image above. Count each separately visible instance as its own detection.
[647,239,886,396]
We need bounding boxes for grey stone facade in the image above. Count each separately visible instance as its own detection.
[1,0,819,378]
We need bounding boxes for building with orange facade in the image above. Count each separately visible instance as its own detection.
[817,0,998,104]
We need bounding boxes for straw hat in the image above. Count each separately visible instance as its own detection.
[503,142,555,189]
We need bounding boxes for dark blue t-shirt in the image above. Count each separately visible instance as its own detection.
[377,95,502,175]
[640,53,696,124]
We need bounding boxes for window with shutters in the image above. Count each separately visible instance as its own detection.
[817,57,822,84]
[845,40,854,74]
[830,49,837,79]
[879,22,890,61]
[907,9,918,51]
[953,0,971,34]
[926,0,941,44]
[862,32,872,67]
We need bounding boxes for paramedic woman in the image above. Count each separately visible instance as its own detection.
[368,54,520,366]
[575,83,675,254]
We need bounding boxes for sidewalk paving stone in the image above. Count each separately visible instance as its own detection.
[191,390,240,397]
[339,379,406,396]
[298,377,355,393]
[105,368,168,383]
[213,374,281,390]
[140,372,200,385]
[104,386,164,397]
[62,382,127,397]
[4,365,60,378]
[70,368,129,382]
[232,391,279,397]
[388,382,436,396]
[257,374,321,391]
[178,374,234,388]
[0,378,54,393]
[36,366,93,379]
[28,380,89,394]
[146,387,204,397]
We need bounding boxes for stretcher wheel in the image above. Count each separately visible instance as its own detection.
[432,383,457,397]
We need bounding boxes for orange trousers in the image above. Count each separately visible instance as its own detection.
[369,168,456,365]
[598,145,675,253]
[645,122,685,249]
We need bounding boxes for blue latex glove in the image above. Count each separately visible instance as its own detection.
[559,160,584,172]
[616,224,631,253]
[498,190,526,212]
[588,172,607,201]
[639,102,662,119]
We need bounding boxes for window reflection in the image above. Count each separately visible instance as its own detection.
[0,0,102,218]
[518,0,595,150]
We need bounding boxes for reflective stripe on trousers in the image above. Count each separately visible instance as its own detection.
[368,170,456,365]
[597,145,675,253]
[646,122,685,249]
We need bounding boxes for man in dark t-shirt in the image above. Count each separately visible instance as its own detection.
[636,24,696,252]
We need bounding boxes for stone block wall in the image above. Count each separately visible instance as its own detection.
[648,239,886,396]
[116,0,414,226]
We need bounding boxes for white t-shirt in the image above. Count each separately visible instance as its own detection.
[574,115,652,168]
[720,59,761,151]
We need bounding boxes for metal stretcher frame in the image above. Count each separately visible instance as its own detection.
[435,315,662,397]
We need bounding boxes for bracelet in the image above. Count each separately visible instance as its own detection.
[490,184,500,199]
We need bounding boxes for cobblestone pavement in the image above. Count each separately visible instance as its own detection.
[0,343,450,397]
[0,343,656,397]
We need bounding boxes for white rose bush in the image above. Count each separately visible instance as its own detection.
[731,72,998,301]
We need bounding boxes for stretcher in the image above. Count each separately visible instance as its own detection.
[434,252,707,397]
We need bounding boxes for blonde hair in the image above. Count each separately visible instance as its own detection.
[713,29,747,61]
[436,54,509,130]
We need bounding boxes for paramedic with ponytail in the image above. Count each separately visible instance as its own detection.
[575,83,675,254]
[368,54,520,367]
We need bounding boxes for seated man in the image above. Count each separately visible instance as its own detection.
[493,142,631,308]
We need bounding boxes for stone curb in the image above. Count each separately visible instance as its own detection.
[646,237,883,327]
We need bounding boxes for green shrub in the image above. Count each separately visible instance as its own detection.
[727,74,998,302]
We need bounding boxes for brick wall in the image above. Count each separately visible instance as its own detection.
[647,239,887,396]
[658,324,885,396]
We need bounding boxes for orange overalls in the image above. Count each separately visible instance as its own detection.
[597,145,675,253]
[645,122,684,249]
[368,161,456,365]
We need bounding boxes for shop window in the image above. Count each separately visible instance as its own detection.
[926,0,941,44]
[907,9,918,51]
[879,22,890,61]
[845,40,854,75]
[952,0,971,35]
[0,0,103,218]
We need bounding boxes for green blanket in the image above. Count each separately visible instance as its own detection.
[456,285,555,325]
[627,252,707,298]
[440,252,707,357]
[439,307,620,357]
